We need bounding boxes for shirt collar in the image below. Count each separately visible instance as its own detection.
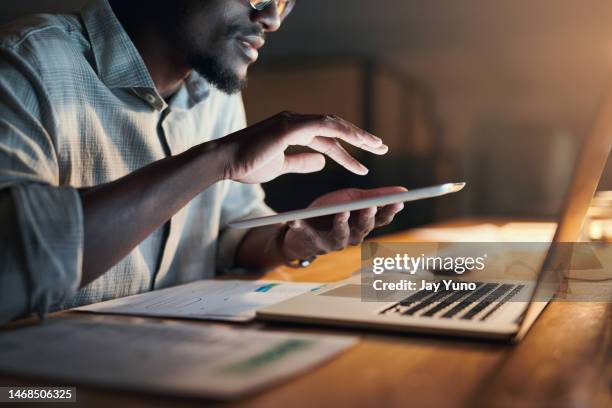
[81,0,211,111]
[169,71,211,111]
[81,0,155,90]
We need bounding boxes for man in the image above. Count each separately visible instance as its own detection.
[0,0,405,325]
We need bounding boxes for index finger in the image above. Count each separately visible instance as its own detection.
[285,113,389,155]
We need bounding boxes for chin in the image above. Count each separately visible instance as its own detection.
[227,60,248,81]
[223,65,249,92]
[190,54,249,94]
[228,52,251,80]
[223,61,250,92]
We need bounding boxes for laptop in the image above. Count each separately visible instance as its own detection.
[257,84,612,341]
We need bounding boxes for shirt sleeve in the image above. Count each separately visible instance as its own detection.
[0,45,83,326]
[216,94,275,273]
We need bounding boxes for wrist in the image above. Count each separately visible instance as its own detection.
[279,225,318,268]
[191,139,234,183]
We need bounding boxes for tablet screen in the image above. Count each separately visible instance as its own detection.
[229,182,466,229]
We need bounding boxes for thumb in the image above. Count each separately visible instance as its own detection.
[282,153,326,175]
[288,220,305,230]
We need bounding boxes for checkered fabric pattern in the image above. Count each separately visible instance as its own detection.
[0,0,272,323]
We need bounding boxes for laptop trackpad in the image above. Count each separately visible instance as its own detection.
[318,284,362,298]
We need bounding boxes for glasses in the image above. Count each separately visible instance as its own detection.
[249,0,295,19]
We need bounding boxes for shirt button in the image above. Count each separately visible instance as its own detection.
[145,93,157,105]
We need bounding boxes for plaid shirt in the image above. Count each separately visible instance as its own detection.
[0,0,272,324]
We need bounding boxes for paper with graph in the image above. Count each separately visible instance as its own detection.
[0,319,356,399]
[76,280,325,322]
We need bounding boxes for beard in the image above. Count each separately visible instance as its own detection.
[181,21,263,95]
[157,0,264,95]
[187,51,247,95]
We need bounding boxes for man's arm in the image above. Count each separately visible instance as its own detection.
[79,142,226,286]
[0,136,228,324]
[1,107,386,325]
[83,113,396,281]
[0,189,29,322]
[233,224,287,270]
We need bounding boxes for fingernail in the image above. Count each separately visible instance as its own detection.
[337,212,350,222]
[289,220,303,230]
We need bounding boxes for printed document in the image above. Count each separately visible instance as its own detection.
[0,319,356,400]
[76,280,325,322]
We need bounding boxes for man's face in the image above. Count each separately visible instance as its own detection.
[167,0,285,94]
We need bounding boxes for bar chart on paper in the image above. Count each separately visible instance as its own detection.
[76,280,326,322]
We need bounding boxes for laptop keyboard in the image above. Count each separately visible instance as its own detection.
[381,282,525,321]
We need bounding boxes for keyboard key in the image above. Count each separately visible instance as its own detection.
[399,288,435,306]
[440,283,498,318]
[480,285,525,321]
[461,284,515,320]
[421,283,484,317]
[402,289,453,315]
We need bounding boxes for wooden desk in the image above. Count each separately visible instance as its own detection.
[1,219,610,408]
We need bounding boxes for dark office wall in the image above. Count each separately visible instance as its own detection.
[0,0,84,19]
[2,0,611,201]
[265,0,612,194]
[2,0,611,139]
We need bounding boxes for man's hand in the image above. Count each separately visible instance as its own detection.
[282,187,408,261]
[218,111,389,184]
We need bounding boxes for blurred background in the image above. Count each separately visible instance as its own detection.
[2,0,612,236]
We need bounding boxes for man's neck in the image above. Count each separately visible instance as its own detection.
[131,33,193,99]
[110,4,192,99]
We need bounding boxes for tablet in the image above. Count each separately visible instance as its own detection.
[229,182,466,229]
